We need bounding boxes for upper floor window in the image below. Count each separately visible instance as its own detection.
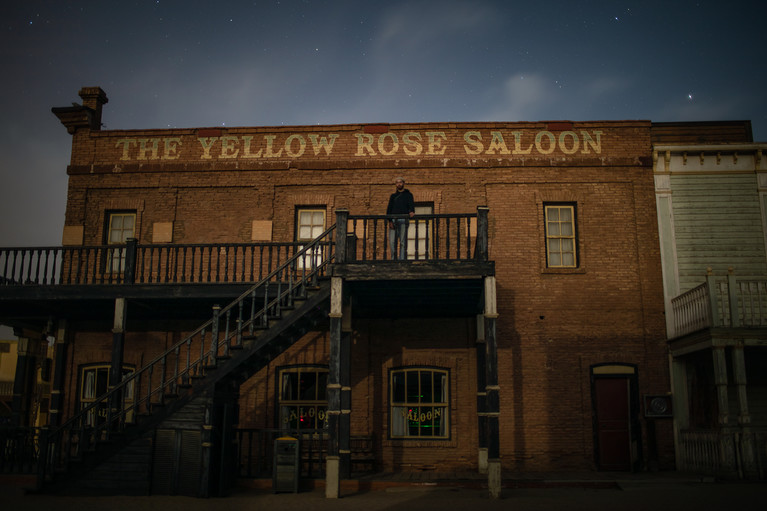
[105,211,136,273]
[407,204,433,260]
[544,204,577,268]
[295,207,326,270]
[278,366,328,432]
[390,367,449,439]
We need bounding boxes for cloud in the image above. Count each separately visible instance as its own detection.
[478,73,631,122]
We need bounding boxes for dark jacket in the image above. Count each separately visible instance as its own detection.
[386,189,415,217]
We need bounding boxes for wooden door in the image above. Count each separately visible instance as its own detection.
[593,377,632,470]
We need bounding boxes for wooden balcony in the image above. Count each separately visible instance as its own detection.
[669,270,767,353]
[0,209,493,328]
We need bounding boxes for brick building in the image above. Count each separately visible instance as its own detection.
[1,87,678,496]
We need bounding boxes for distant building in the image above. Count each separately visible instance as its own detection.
[0,86,759,497]
[653,128,767,479]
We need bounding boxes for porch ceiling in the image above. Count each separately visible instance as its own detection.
[348,278,485,318]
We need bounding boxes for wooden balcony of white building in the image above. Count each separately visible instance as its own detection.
[668,268,767,481]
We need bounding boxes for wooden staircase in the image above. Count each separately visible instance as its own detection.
[37,227,336,496]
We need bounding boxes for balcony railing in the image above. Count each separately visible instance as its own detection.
[0,242,320,286]
[671,271,767,338]
[0,208,490,287]
[337,207,489,263]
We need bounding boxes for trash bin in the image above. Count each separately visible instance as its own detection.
[273,436,299,493]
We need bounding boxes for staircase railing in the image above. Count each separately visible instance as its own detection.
[38,225,336,485]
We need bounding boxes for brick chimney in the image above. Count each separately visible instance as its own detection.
[78,87,108,129]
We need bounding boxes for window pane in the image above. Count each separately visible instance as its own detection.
[547,222,560,236]
[560,222,573,236]
[562,253,575,266]
[406,371,419,403]
[299,226,312,239]
[560,208,572,221]
[299,371,317,400]
[83,370,95,399]
[420,371,433,403]
[393,372,405,402]
[546,208,558,221]
[282,372,298,400]
[317,372,328,400]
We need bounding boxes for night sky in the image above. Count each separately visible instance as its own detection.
[2,0,766,248]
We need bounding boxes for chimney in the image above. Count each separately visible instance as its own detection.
[78,87,108,130]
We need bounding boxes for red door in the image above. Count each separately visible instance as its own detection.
[593,377,632,470]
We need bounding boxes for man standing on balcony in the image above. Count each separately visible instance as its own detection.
[386,177,415,260]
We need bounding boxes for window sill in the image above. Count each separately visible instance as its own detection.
[542,267,586,275]
[383,438,456,448]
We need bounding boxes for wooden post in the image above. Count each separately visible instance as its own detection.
[484,276,501,498]
[476,314,488,474]
[727,268,740,328]
[335,209,349,264]
[713,346,729,426]
[706,269,721,327]
[340,299,352,478]
[732,342,756,477]
[109,298,127,429]
[326,277,343,498]
[11,331,32,427]
[476,207,489,261]
[49,320,68,427]
[124,238,138,284]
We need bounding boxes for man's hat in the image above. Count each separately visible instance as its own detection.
[395,176,405,183]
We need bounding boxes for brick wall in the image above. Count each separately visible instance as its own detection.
[59,120,672,472]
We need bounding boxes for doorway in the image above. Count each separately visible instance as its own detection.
[591,364,640,471]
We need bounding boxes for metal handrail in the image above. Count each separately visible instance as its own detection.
[38,226,336,484]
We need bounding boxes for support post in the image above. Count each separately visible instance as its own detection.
[732,343,756,478]
[109,298,127,429]
[706,269,721,327]
[476,207,489,261]
[11,331,33,427]
[49,320,68,427]
[669,356,689,471]
[335,209,349,264]
[340,299,352,478]
[476,314,488,474]
[713,346,737,476]
[326,277,343,498]
[484,276,501,498]
[727,269,740,327]
[124,238,138,284]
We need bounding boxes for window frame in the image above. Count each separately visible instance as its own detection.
[277,365,329,433]
[78,363,136,427]
[388,366,450,440]
[544,203,578,269]
[103,210,137,273]
[294,206,326,270]
[406,203,434,260]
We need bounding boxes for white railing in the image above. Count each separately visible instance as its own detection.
[671,272,767,338]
